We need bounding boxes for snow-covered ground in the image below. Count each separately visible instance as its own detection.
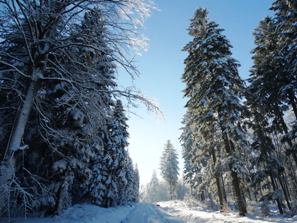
[1,200,297,223]
[0,204,134,223]
[156,200,297,223]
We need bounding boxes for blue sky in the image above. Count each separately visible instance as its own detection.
[120,0,273,185]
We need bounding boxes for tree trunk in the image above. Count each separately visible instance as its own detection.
[211,148,227,212]
[4,80,35,163]
[0,77,36,216]
[201,190,205,202]
[270,175,283,214]
[170,184,173,200]
[247,187,252,201]
[222,177,228,203]
[277,175,291,210]
[287,166,297,199]
[222,132,247,216]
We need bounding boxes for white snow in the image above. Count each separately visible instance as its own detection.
[1,201,296,223]
[156,200,297,223]
[0,204,134,223]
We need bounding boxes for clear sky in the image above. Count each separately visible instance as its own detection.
[120,0,273,185]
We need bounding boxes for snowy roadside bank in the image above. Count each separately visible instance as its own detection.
[0,204,135,223]
[156,200,297,223]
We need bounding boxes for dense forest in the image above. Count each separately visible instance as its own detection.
[181,1,297,217]
[0,0,154,217]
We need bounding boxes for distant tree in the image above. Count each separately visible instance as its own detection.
[176,178,188,200]
[160,140,179,199]
[142,171,173,203]
[145,170,163,202]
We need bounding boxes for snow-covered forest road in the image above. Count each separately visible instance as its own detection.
[122,203,181,223]
[2,200,297,223]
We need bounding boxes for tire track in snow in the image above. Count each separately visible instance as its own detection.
[121,203,181,223]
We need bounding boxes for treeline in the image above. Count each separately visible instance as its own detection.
[142,140,185,202]
[181,1,297,217]
[0,0,153,217]
[141,170,187,203]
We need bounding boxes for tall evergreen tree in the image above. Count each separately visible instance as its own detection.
[249,16,297,165]
[270,0,297,161]
[181,8,249,216]
[133,164,140,202]
[247,1,297,211]
[245,90,288,214]
[271,0,297,120]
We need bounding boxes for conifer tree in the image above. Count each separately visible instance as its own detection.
[133,165,140,202]
[182,8,249,215]
[248,1,297,210]
[249,16,297,164]
[271,0,297,120]
[146,170,161,203]
[270,0,297,160]
[160,140,179,199]
[245,90,288,214]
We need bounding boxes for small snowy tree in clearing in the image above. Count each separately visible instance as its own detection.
[160,140,179,200]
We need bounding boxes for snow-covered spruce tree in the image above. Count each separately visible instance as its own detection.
[69,9,118,209]
[0,0,155,216]
[271,0,297,120]
[248,4,297,210]
[249,16,297,167]
[270,0,297,168]
[180,112,197,192]
[93,99,137,207]
[124,155,139,203]
[114,103,140,204]
[182,8,249,216]
[91,100,129,207]
[181,109,228,210]
[160,140,179,200]
[245,90,289,214]
[146,171,160,202]
[181,112,211,201]
[133,164,140,202]
[50,9,119,213]
[268,0,297,202]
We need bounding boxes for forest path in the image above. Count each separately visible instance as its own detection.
[122,203,182,223]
